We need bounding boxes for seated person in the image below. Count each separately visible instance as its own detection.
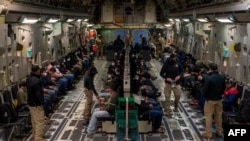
[181,64,195,90]
[41,68,60,98]
[108,59,117,73]
[133,92,164,133]
[48,67,69,91]
[16,80,28,111]
[82,82,119,134]
[131,74,141,94]
[137,58,149,70]
[54,61,75,90]
[112,76,123,97]
[101,70,115,89]
[223,78,239,111]
[140,73,160,99]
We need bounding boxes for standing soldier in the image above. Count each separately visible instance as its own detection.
[125,32,133,49]
[96,34,105,59]
[155,33,165,60]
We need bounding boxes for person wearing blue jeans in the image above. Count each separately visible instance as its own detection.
[48,67,69,91]
[82,82,119,134]
[44,95,52,119]
[64,73,75,89]
[138,100,164,133]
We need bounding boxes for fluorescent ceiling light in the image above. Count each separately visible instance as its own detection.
[216,18,233,23]
[182,18,190,22]
[215,16,235,23]
[47,18,59,23]
[84,18,89,22]
[164,24,172,27]
[197,18,208,22]
[175,18,180,22]
[21,17,40,24]
[66,18,75,22]
[168,18,174,22]
[77,19,83,22]
[87,24,94,27]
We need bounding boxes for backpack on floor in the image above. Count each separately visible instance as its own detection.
[0,103,18,124]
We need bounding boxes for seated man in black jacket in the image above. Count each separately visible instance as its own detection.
[133,92,164,133]
[140,72,160,99]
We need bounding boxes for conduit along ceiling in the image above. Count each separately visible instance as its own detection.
[2,0,245,25]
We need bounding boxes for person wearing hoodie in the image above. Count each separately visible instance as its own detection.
[223,78,239,111]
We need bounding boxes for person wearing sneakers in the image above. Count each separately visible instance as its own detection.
[201,63,225,139]
[160,53,183,117]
